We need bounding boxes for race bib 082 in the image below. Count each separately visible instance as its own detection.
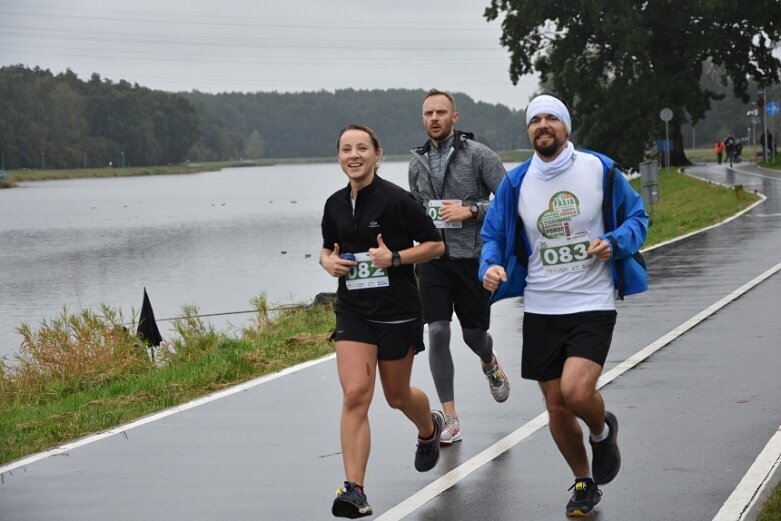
[345,252,390,290]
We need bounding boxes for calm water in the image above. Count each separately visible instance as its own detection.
[0,161,425,358]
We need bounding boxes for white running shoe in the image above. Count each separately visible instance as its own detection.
[439,414,462,445]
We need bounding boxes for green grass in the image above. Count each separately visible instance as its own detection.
[632,168,759,247]
[758,484,781,521]
[0,299,335,465]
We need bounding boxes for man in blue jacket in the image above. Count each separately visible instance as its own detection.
[479,94,648,517]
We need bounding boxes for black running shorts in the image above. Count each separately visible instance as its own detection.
[416,259,491,330]
[521,310,617,381]
[333,313,425,361]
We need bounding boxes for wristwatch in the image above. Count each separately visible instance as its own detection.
[391,251,402,267]
[469,204,479,220]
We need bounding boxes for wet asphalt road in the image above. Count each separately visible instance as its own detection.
[1,162,780,520]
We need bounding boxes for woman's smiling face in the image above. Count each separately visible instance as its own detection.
[338,128,382,185]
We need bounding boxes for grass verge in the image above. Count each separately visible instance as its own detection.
[758,485,781,521]
[0,299,334,465]
[633,168,760,246]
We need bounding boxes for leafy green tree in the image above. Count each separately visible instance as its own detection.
[485,1,781,166]
[244,130,266,159]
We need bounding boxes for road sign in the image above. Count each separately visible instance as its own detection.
[767,102,779,116]
[659,108,673,122]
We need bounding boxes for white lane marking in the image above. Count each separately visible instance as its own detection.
[377,261,781,520]
[712,426,781,521]
[0,354,336,475]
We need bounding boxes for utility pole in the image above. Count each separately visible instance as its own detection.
[762,85,768,162]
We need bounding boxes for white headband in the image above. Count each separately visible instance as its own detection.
[525,95,571,135]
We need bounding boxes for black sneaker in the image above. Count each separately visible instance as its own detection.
[590,411,621,485]
[566,478,602,517]
[414,410,445,472]
[332,481,372,518]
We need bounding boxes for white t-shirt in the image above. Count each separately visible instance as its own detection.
[519,152,615,314]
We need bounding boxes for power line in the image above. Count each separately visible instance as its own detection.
[0,24,500,51]
[0,5,499,32]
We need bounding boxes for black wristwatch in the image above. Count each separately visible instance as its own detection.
[391,251,402,267]
[469,204,479,220]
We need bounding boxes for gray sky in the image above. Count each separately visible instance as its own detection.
[0,0,541,111]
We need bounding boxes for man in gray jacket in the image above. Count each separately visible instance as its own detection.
[409,89,510,446]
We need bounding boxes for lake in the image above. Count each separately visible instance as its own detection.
[0,160,516,359]
[0,162,400,358]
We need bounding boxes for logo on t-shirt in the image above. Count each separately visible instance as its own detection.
[537,191,580,238]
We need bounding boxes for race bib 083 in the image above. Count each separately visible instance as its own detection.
[539,233,595,276]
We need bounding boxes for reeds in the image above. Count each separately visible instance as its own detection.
[1,305,149,406]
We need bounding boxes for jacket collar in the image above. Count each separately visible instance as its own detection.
[340,173,382,201]
[412,130,474,155]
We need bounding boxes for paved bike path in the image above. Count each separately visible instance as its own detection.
[1,163,779,520]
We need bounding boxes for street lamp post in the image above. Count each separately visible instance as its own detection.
[659,108,673,169]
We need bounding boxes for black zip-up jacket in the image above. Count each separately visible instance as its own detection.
[321,175,442,320]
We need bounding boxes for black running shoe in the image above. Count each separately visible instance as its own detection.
[332,481,372,518]
[414,410,445,472]
[566,478,602,517]
[590,411,621,484]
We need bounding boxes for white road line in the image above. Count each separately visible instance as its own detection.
[712,426,781,521]
[0,353,336,476]
[377,261,781,520]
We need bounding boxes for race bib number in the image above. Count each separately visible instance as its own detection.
[427,200,462,229]
[345,252,390,290]
[539,233,594,276]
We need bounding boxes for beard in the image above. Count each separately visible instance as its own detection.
[533,133,565,158]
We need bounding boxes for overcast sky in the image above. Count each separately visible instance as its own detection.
[1,0,541,111]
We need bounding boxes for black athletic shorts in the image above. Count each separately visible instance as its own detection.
[521,310,617,381]
[416,259,491,330]
[333,313,425,361]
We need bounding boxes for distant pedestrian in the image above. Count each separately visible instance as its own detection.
[479,94,649,517]
[714,141,725,164]
[736,139,743,164]
[408,89,510,447]
[724,132,737,167]
[321,123,445,519]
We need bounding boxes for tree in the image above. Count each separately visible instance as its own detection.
[485,1,781,166]
[244,130,266,159]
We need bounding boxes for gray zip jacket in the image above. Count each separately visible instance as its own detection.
[409,130,506,260]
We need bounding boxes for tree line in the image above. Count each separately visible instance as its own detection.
[1,63,775,171]
[0,66,200,170]
[0,65,526,170]
[182,87,527,161]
